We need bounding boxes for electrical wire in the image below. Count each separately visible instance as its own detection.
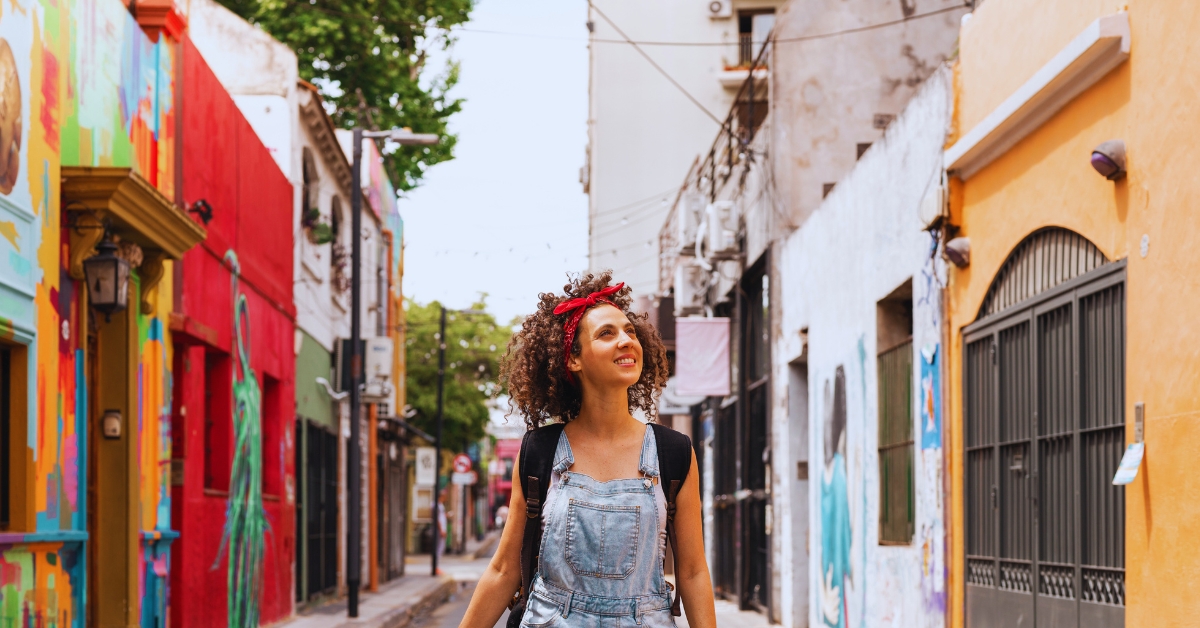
[587,1,725,127]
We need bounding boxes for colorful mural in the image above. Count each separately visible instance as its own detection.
[0,0,180,622]
[820,366,852,628]
[214,250,268,628]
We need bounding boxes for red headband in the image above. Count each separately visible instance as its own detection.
[553,282,625,384]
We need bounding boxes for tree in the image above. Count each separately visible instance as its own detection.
[216,0,472,192]
[404,298,510,450]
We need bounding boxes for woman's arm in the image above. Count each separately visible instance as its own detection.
[459,458,527,628]
[673,449,717,628]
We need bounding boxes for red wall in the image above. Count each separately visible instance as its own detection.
[170,37,296,628]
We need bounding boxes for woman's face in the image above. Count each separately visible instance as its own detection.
[568,305,643,389]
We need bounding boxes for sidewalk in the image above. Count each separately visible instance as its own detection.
[677,599,773,628]
[279,532,502,628]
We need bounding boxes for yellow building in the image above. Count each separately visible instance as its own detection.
[944,2,1200,627]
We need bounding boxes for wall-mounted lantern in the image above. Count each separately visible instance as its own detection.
[1090,140,1126,180]
[83,235,131,321]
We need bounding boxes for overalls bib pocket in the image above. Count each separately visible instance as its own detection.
[565,499,640,579]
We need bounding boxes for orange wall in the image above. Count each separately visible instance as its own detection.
[947,1,1200,626]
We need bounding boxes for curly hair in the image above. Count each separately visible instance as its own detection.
[501,271,669,429]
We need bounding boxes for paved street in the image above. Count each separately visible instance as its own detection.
[408,539,772,628]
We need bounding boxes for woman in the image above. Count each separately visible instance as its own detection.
[460,273,716,628]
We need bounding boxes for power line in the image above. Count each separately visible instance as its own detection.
[587,1,725,127]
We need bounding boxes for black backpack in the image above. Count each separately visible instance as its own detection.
[506,422,693,628]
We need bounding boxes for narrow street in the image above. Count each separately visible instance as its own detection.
[409,539,771,628]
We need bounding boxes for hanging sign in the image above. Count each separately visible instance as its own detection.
[452,471,478,486]
[1112,442,1145,485]
[415,447,437,487]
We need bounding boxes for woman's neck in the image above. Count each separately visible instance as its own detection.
[572,384,638,438]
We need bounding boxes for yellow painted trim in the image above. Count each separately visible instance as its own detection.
[61,167,206,260]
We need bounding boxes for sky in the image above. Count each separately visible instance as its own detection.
[400,0,590,323]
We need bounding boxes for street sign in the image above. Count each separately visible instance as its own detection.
[453,453,472,474]
[415,447,436,487]
[452,471,478,485]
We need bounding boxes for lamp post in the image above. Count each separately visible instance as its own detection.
[430,306,486,578]
[348,126,438,618]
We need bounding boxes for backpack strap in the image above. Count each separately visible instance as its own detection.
[651,423,693,617]
[509,422,565,616]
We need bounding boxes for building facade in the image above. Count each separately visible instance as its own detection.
[168,37,296,627]
[945,2,1197,626]
[0,0,207,625]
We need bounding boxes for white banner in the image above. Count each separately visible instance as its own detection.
[675,317,731,397]
[415,447,437,487]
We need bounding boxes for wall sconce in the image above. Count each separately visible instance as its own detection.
[1091,140,1126,180]
[187,199,214,225]
[101,409,122,439]
[83,235,131,321]
[945,237,971,268]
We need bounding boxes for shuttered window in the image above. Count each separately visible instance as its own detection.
[878,340,914,544]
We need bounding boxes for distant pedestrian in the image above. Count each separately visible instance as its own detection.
[494,504,509,529]
[459,272,717,628]
[436,491,448,575]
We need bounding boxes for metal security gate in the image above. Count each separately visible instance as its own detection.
[304,422,339,599]
[964,240,1125,628]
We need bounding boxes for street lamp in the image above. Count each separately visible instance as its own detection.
[347,126,439,618]
[429,306,487,578]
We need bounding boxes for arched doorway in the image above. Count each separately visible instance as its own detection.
[963,228,1125,627]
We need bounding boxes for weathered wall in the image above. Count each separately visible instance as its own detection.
[774,66,950,628]
[947,1,1200,626]
[770,0,963,228]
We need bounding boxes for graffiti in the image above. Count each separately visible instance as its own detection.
[212,251,268,628]
[820,366,851,628]
[920,345,941,449]
[0,544,83,627]
[0,38,21,195]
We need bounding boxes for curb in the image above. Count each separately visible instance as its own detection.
[356,575,457,628]
[467,531,502,561]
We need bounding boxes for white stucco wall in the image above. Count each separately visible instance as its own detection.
[586,0,783,297]
[772,65,951,628]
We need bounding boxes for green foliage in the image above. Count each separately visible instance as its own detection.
[405,297,510,451]
[216,0,473,192]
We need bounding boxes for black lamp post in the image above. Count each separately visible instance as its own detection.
[83,235,131,321]
[347,126,438,618]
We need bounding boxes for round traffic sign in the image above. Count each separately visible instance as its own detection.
[453,453,472,474]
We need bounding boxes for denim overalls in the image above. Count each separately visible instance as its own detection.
[520,426,677,628]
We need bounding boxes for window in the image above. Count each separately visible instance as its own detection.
[877,280,914,544]
[330,197,349,295]
[261,375,283,497]
[0,345,10,528]
[737,10,775,66]
[301,148,319,230]
[204,350,232,492]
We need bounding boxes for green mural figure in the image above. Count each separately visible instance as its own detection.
[212,250,268,628]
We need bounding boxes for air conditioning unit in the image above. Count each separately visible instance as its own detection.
[676,193,704,256]
[674,260,707,316]
[706,201,739,259]
[707,0,732,19]
[363,337,395,403]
